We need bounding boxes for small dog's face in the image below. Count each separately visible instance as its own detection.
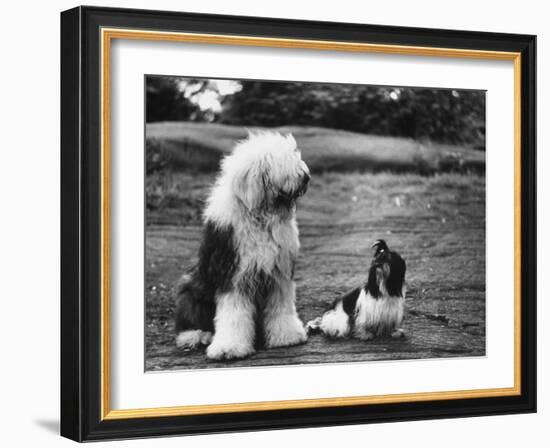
[229,132,310,213]
[366,240,406,298]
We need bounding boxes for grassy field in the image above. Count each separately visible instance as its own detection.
[145,169,486,371]
[146,122,485,175]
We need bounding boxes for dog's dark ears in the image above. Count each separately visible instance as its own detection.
[386,255,406,297]
[366,243,406,298]
[366,265,382,298]
[235,166,259,210]
[234,161,271,211]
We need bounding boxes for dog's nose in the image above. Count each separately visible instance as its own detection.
[296,171,310,197]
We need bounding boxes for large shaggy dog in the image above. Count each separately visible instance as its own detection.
[174,132,310,360]
[307,240,407,340]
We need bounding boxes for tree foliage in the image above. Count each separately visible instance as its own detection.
[219,82,485,148]
[146,77,217,123]
[146,77,485,148]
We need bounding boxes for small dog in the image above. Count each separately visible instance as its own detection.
[307,240,406,340]
[174,131,310,360]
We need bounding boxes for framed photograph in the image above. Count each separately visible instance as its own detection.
[60,6,536,441]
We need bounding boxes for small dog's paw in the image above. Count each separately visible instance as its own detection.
[357,331,375,341]
[391,328,405,339]
[206,341,255,360]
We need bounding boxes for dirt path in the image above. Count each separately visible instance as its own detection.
[145,172,485,371]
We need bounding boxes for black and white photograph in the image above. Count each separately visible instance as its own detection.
[144,76,487,371]
[55,4,538,442]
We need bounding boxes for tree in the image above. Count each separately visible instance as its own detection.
[219,81,485,148]
[146,77,204,122]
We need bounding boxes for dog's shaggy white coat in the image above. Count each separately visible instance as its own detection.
[176,132,310,360]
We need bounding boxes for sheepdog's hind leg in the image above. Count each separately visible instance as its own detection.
[206,291,256,360]
[173,275,215,351]
[264,279,307,348]
[175,330,213,350]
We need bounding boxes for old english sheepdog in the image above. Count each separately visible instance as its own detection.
[174,131,311,360]
[307,240,407,340]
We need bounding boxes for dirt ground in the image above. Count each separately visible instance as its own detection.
[145,171,486,371]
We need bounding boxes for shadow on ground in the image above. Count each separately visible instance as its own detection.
[34,419,59,435]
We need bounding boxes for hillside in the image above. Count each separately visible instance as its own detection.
[146,122,485,174]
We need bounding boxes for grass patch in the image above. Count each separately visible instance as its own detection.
[146,122,485,175]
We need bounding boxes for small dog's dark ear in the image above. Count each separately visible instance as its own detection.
[386,256,406,297]
[366,265,381,298]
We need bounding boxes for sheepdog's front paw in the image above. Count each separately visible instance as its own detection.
[265,316,308,348]
[391,328,405,339]
[206,340,255,360]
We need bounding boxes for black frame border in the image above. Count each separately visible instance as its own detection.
[61,6,536,442]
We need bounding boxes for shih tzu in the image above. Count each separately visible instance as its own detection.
[307,240,407,340]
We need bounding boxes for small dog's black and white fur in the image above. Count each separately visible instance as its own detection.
[307,240,407,340]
